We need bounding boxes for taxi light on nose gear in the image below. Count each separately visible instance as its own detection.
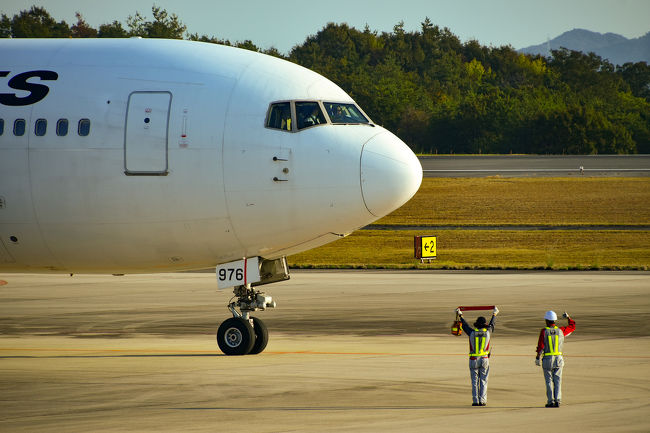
[235,291,276,312]
[256,294,276,309]
[451,305,496,336]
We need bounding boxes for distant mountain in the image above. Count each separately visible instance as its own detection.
[519,29,650,65]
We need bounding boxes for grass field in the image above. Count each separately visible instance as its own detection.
[288,177,650,270]
[377,177,650,226]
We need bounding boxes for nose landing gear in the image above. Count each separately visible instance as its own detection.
[216,284,275,355]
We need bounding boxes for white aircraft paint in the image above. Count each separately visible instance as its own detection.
[0,38,422,274]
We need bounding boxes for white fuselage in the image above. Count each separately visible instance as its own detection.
[0,39,422,273]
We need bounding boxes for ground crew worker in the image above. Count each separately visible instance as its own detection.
[456,306,499,406]
[535,310,576,407]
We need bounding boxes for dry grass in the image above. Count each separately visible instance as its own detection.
[288,177,650,270]
[288,229,650,270]
[378,177,650,226]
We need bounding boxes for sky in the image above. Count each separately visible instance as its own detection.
[2,0,649,54]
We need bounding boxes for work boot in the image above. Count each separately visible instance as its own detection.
[472,403,479,406]
[545,403,554,408]
[479,402,486,406]
[554,401,560,407]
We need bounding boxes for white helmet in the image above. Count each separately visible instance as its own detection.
[544,310,557,321]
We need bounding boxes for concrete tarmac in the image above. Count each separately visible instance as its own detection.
[419,154,650,177]
[1,271,649,432]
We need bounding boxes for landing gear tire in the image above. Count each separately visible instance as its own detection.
[217,317,255,356]
[249,316,269,355]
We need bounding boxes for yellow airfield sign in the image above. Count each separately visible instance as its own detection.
[414,236,437,260]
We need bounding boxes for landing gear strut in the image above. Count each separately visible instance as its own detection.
[216,284,275,355]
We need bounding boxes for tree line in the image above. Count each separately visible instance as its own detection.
[2,6,649,154]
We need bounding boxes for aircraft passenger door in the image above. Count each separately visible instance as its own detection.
[124,91,171,175]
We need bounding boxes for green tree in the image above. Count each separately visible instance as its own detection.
[10,6,71,38]
[97,21,128,38]
[0,14,10,38]
[127,5,186,39]
[187,33,230,45]
[618,61,650,101]
[549,49,627,98]
[236,40,260,52]
[262,46,285,58]
[71,12,97,38]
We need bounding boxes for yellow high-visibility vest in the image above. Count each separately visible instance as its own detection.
[469,328,489,357]
[544,326,563,356]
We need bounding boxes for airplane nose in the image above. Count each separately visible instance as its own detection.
[360,131,423,217]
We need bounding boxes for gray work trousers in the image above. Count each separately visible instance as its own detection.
[542,355,564,404]
[469,357,490,404]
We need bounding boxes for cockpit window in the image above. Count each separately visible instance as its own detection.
[296,101,326,130]
[266,100,371,132]
[266,102,292,131]
[324,102,369,124]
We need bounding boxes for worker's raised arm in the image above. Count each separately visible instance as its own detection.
[460,316,471,332]
[560,315,576,337]
[487,306,498,331]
